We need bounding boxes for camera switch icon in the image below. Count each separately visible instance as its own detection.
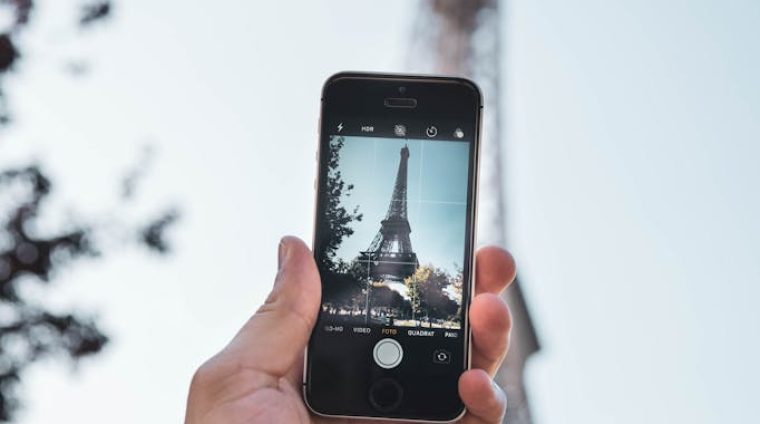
[433,349,451,365]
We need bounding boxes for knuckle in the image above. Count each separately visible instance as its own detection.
[191,355,224,390]
[190,361,213,389]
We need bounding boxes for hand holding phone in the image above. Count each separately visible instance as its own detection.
[184,73,516,424]
[185,237,514,424]
[306,73,514,421]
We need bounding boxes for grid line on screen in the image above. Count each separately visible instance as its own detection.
[385,199,467,206]
[360,137,467,209]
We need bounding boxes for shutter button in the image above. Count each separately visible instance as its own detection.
[373,338,403,369]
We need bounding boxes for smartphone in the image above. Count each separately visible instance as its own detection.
[304,72,482,422]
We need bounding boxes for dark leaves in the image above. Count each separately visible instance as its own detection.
[0,1,176,421]
[39,312,109,358]
[1,0,34,28]
[0,0,33,127]
[140,209,180,254]
[0,35,19,74]
[0,307,108,420]
[79,1,112,27]
[0,164,178,420]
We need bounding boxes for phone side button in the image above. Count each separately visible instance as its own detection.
[368,378,403,413]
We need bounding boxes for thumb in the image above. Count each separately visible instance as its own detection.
[225,236,321,377]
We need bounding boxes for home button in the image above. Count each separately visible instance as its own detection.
[368,378,403,412]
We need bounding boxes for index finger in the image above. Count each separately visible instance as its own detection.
[475,246,516,295]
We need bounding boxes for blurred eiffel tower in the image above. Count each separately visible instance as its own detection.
[410,1,540,423]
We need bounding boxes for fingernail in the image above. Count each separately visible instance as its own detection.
[278,238,291,270]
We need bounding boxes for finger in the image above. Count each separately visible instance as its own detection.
[475,246,516,295]
[224,236,321,377]
[469,293,512,375]
[284,343,307,390]
[459,369,507,424]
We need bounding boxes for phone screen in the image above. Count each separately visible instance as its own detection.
[318,128,470,333]
[306,74,480,421]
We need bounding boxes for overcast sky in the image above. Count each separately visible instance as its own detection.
[1,0,759,423]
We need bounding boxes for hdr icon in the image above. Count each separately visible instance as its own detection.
[361,125,374,133]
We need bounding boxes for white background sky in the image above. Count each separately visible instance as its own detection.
[1,0,758,423]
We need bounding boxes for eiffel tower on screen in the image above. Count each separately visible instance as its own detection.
[358,145,419,281]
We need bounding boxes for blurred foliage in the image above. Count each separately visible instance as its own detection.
[0,165,176,421]
[0,1,111,124]
[0,1,178,421]
[79,1,111,27]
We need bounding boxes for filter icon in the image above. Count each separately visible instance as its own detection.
[394,124,407,137]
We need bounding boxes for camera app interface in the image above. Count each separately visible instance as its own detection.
[318,125,471,335]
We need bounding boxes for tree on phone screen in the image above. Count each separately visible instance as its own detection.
[317,136,365,317]
[318,136,363,273]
